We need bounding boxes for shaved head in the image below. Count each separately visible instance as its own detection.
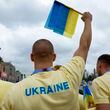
[31,39,56,64]
[32,39,54,57]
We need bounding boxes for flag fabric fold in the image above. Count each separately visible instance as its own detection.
[45,0,79,38]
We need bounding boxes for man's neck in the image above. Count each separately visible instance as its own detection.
[34,62,53,70]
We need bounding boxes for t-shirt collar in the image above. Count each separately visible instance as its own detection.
[105,70,110,75]
[32,67,53,75]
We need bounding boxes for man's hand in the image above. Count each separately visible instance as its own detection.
[81,12,92,22]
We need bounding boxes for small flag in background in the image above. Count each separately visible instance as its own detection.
[83,82,95,110]
[45,0,79,38]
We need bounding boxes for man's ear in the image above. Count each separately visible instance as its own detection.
[53,53,56,61]
[30,53,34,61]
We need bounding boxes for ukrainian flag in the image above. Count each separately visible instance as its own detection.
[83,82,95,110]
[45,0,79,38]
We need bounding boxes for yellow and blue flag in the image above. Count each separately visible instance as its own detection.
[83,82,95,110]
[45,0,79,38]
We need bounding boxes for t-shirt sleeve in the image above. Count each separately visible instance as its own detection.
[59,56,85,86]
[0,92,13,110]
[0,81,13,104]
[0,84,17,110]
[92,79,110,104]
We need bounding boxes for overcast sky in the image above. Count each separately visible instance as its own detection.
[0,0,110,75]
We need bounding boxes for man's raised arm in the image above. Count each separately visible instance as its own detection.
[74,12,92,62]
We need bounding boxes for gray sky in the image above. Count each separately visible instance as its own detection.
[0,0,110,75]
